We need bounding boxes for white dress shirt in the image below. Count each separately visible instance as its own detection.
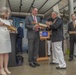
[32,15,37,23]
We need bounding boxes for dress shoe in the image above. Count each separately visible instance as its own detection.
[29,63,36,68]
[47,55,50,57]
[56,67,66,69]
[34,62,40,66]
[50,62,58,65]
[68,58,73,61]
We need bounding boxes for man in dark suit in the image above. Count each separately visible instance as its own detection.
[68,14,76,61]
[17,22,24,54]
[25,7,40,67]
[47,11,66,69]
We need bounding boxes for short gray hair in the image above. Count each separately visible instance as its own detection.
[52,11,58,15]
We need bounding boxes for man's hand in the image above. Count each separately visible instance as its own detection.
[46,21,53,25]
[34,24,40,29]
[46,22,50,28]
[46,21,53,28]
[46,21,50,25]
[39,27,44,29]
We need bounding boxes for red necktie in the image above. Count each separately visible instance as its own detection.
[34,16,36,22]
[34,16,38,31]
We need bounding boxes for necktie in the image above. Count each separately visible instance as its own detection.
[73,21,76,28]
[34,16,36,22]
[34,16,38,31]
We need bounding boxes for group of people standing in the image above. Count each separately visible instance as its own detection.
[0,6,76,75]
[25,7,66,69]
[25,7,76,70]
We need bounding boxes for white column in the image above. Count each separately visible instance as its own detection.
[68,0,74,21]
[53,4,60,17]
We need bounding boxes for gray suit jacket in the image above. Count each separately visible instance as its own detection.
[25,15,40,39]
[50,17,63,42]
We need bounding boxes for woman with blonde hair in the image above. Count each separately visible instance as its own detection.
[0,7,11,75]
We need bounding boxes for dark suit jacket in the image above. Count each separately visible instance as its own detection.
[17,26,24,38]
[68,22,76,41]
[50,17,63,42]
[25,15,40,39]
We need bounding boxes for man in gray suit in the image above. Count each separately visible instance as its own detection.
[25,7,40,67]
[47,11,66,69]
[68,14,76,61]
